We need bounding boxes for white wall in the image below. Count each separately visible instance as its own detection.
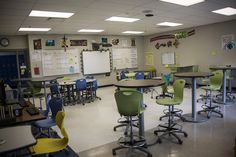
[27,34,144,86]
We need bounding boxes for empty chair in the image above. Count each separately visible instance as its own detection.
[29,111,68,156]
[49,80,61,98]
[216,69,235,100]
[198,70,224,119]
[75,79,87,105]
[90,80,101,101]
[135,72,145,80]
[113,88,139,135]
[119,71,127,80]
[32,97,63,138]
[158,75,184,121]
[154,79,187,144]
[112,90,152,157]
[23,81,44,110]
[197,77,211,104]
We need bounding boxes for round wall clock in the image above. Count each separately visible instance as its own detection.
[0,38,10,47]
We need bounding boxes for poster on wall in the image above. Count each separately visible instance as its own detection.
[221,34,235,51]
[112,39,119,45]
[33,39,42,50]
[70,40,87,46]
[145,53,154,66]
[45,39,55,46]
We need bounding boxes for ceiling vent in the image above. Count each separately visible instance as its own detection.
[47,17,66,22]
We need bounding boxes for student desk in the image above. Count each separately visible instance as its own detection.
[174,72,213,123]
[32,76,62,104]
[12,76,61,105]
[59,81,76,105]
[0,101,46,127]
[0,125,36,155]
[210,66,236,104]
[114,79,165,137]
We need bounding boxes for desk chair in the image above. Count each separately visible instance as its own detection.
[113,88,139,135]
[49,80,61,98]
[29,111,68,156]
[33,97,63,138]
[112,90,152,157]
[90,80,101,101]
[120,71,127,80]
[135,72,145,80]
[23,81,44,110]
[225,69,235,99]
[158,75,185,121]
[154,79,187,144]
[158,73,173,97]
[197,77,211,104]
[216,69,235,100]
[198,70,223,119]
[75,79,87,105]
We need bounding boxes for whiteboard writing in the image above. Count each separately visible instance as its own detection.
[112,48,137,69]
[42,49,79,76]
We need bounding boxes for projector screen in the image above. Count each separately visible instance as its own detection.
[82,50,111,75]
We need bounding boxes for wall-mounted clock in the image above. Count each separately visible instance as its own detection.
[0,38,10,47]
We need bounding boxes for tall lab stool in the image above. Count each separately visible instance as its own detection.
[112,90,152,157]
[154,79,187,144]
[198,70,224,119]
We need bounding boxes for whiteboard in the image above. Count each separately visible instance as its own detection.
[82,50,111,75]
[161,52,175,65]
[42,49,79,76]
[112,48,137,69]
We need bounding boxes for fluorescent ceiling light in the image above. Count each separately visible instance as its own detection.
[78,29,104,33]
[19,27,51,31]
[29,10,74,18]
[160,0,205,6]
[122,31,144,34]
[212,7,236,16]
[105,16,139,22]
[157,22,182,27]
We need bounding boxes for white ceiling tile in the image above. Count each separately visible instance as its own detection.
[0,0,235,35]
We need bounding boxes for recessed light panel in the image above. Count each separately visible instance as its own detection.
[157,22,182,27]
[29,10,74,18]
[212,7,236,16]
[19,28,51,31]
[105,16,140,22]
[78,29,104,33]
[160,0,205,6]
[122,31,144,34]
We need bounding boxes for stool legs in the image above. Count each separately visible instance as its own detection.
[198,90,223,119]
[154,105,187,144]
[112,116,152,157]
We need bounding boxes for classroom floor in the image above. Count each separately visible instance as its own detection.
[36,86,236,157]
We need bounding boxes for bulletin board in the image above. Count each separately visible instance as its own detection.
[42,49,79,76]
[112,48,137,69]
[161,52,175,65]
[81,50,111,75]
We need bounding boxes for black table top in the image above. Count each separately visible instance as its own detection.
[174,72,213,78]
[114,79,165,88]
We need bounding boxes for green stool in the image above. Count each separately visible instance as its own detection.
[154,79,187,144]
[112,90,152,157]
